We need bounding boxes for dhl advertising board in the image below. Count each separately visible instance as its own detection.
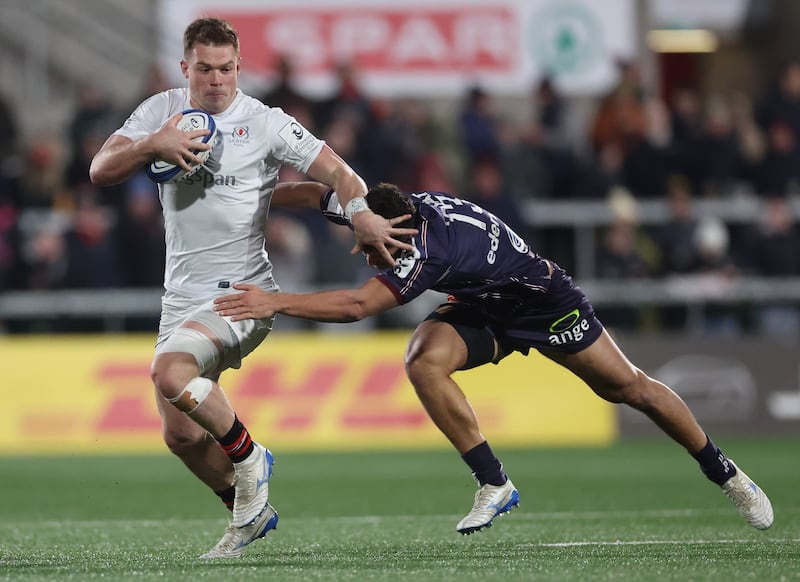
[0,333,615,454]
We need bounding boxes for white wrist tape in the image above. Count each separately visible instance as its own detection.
[343,196,370,221]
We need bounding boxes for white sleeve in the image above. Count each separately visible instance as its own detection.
[113,92,174,141]
[268,108,325,174]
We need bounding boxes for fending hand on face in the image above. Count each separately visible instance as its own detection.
[349,212,417,266]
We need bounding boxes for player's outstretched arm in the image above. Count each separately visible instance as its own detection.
[213,279,399,323]
[271,181,330,209]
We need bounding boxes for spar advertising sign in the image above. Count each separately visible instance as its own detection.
[158,0,636,97]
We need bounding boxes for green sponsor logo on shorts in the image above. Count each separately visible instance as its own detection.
[549,308,581,333]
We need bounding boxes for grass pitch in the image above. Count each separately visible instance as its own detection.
[1,439,798,581]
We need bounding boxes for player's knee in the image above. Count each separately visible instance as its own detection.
[405,346,450,387]
[599,369,655,409]
[162,424,207,457]
[150,360,187,401]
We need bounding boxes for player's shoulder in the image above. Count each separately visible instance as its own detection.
[232,91,284,119]
[133,88,186,118]
[408,190,455,215]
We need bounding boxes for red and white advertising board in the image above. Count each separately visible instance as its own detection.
[158,0,636,97]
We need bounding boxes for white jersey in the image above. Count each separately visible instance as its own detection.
[114,88,324,298]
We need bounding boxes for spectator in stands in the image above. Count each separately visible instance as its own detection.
[573,140,623,199]
[619,104,670,198]
[138,62,171,99]
[595,187,659,329]
[729,91,766,187]
[756,59,800,147]
[754,119,800,197]
[259,55,312,114]
[314,60,376,185]
[458,85,502,163]
[62,192,125,289]
[19,213,69,291]
[67,82,116,156]
[64,131,124,212]
[596,187,658,280]
[466,156,524,236]
[0,90,19,163]
[0,188,21,292]
[510,78,578,200]
[692,216,742,336]
[653,175,701,275]
[693,217,738,277]
[698,97,744,197]
[744,196,800,337]
[591,62,668,198]
[263,212,316,330]
[120,63,172,127]
[532,76,569,148]
[367,98,450,192]
[667,87,706,194]
[314,60,372,137]
[590,65,647,155]
[117,171,165,288]
[18,132,68,210]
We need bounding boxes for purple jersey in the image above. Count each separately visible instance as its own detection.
[376,191,551,310]
[374,190,603,353]
[321,188,603,353]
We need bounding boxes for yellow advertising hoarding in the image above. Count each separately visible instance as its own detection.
[0,332,616,453]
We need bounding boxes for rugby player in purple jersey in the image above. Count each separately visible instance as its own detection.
[215,181,774,535]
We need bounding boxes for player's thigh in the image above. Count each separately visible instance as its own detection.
[540,329,639,396]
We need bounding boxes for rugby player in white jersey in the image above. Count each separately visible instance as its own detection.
[89,17,415,559]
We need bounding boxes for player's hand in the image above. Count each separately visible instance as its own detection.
[150,112,212,172]
[350,211,417,266]
[213,283,275,321]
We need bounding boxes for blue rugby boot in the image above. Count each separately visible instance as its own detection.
[232,443,274,527]
[200,503,279,559]
[456,479,520,535]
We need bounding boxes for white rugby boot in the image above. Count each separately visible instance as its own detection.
[232,443,274,527]
[456,479,520,535]
[200,503,279,559]
[721,460,774,530]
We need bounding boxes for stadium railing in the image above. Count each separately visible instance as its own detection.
[2,275,800,333]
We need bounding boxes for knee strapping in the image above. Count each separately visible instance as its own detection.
[159,327,220,375]
[168,377,213,413]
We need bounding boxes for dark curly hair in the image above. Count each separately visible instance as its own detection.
[184,17,240,56]
[365,183,417,244]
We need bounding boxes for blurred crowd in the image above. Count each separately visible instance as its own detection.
[2,57,800,335]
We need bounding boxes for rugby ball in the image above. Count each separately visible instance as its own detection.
[145,109,217,184]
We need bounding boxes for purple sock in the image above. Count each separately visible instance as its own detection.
[691,435,736,485]
[461,441,507,486]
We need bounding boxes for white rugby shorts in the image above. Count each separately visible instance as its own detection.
[155,291,274,372]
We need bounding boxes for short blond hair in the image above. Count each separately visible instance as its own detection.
[183,17,239,57]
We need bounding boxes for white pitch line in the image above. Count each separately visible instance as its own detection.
[9,507,792,529]
[535,539,800,548]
